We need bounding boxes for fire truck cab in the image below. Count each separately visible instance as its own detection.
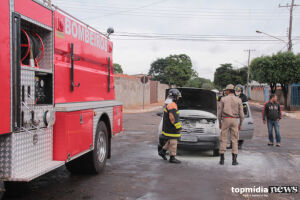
[0,0,123,194]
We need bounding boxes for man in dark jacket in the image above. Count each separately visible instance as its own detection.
[262,94,282,147]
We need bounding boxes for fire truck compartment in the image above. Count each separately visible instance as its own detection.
[20,18,53,71]
[53,110,94,161]
[54,10,115,104]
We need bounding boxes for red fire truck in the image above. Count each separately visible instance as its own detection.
[0,0,123,195]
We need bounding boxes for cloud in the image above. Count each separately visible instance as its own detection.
[53,0,300,81]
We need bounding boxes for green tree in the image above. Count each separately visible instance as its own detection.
[202,82,214,90]
[271,52,298,109]
[113,63,123,74]
[250,51,300,109]
[185,77,213,89]
[250,56,277,93]
[213,64,247,89]
[148,54,196,87]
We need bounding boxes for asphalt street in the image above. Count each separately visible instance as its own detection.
[4,105,300,200]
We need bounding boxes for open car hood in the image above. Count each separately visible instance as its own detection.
[167,88,217,116]
[179,110,217,119]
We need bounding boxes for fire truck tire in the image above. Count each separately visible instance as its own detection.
[90,121,108,174]
[65,121,108,174]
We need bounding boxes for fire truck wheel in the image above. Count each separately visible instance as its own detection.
[90,121,108,174]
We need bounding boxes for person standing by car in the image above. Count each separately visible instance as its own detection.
[235,84,248,102]
[158,89,182,164]
[218,84,244,165]
[262,94,282,147]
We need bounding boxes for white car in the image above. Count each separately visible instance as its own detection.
[157,88,254,156]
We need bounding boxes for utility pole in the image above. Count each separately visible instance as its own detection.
[244,49,256,85]
[279,0,300,51]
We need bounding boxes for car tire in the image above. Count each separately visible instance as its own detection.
[238,140,244,150]
[66,121,108,174]
[213,149,220,156]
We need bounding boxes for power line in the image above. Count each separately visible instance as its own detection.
[110,31,300,41]
[59,8,300,20]
[95,0,168,18]
[56,4,295,14]
[53,1,300,12]
[53,1,300,21]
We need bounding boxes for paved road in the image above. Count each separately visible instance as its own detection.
[4,106,300,200]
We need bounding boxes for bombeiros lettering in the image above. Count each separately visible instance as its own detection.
[64,17,108,52]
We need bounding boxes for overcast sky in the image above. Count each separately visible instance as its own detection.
[53,0,300,80]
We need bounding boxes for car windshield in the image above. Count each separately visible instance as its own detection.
[166,88,217,115]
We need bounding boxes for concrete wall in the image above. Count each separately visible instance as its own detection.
[248,85,285,104]
[158,82,169,103]
[248,86,265,102]
[114,75,169,108]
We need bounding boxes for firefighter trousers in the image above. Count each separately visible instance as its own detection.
[219,118,239,154]
[163,139,178,156]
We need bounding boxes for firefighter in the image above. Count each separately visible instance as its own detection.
[235,84,248,102]
[218,84,244,165]
[158,89,182,164]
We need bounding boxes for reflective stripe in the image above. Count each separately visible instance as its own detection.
[162,131,181,138]
[174,122,182,129]
[164,108,168,113]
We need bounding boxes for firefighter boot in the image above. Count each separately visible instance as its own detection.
[158,149,167,160]
[169,156,181,164]
[219,154,225,165]
[232,153,239,165]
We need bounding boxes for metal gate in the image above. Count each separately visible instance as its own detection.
[291,83,300,107]
[150,81,158,104]
[264,86,269,102]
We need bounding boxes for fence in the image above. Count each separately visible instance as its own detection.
[247,85,284,104]
[291,84,300,108]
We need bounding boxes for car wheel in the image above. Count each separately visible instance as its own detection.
[213,149,220,156]
[238,140,244,150]
[66,121,108,174]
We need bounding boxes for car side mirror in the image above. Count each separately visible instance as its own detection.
[156,112,163,117]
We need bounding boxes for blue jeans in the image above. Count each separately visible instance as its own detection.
[267,120,281,143]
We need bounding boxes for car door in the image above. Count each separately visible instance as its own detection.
[239,102,254,140]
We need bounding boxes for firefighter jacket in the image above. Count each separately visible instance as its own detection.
[162,101,182,138]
